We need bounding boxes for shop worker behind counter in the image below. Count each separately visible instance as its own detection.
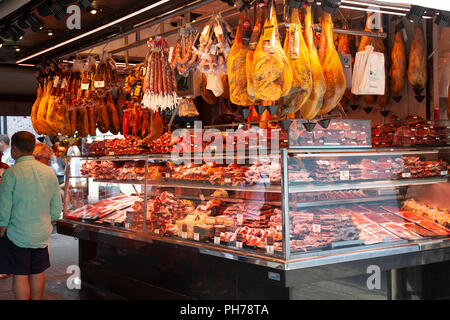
[0,131,62,300]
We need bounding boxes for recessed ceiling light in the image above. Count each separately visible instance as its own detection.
[48,30,54,36]
[0,39,3,48]
[90,9,97,15]
[15,47,21,52]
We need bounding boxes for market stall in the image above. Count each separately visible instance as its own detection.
[1,0,450,299]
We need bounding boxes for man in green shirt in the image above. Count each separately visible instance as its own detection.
[0,131,62,300]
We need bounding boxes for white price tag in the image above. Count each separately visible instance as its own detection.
[441,170,448,176]
[154,229,159,234]
[194,232,200,241]
[225,178,231,184]
[214,236,221,244]
[402,172,411,178]
[182,231,187,239]
[94,80,105,88]
[237,214,244,225]
[236,241,243,248]
[266,245,274,254]
[262,176,271,184]
[201,24,210,36]
[81,82,90,90]
[276,225,282,232]
[312,224,321,233]
[340,170,350,181]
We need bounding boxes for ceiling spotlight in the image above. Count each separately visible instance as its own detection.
[89,8,98,14]
[15,47,21,52]
[435,11,450,28]
[321,0,341,15]
[9,25,24,41]
[29,13,44,32]
[47,30,54,36]
[0,39,3,48]
[406,5,426,24]
[78,0,93,9]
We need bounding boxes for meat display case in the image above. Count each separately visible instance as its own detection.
[56,146,450,299]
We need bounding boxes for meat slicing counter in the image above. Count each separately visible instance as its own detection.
[56,147,450,299]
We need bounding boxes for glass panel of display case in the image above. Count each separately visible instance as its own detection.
[286,149,450,258]
[64,157,145,229]
[134,154,285,256]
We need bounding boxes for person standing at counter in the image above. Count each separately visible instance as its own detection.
[0,135,15,167]
[0,131,62,300]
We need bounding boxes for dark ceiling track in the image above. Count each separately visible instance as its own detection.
[60,0,216,60]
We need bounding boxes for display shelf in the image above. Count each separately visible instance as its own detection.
[92,178,283,193]
[293,195,401,209]
[288,177,448,193]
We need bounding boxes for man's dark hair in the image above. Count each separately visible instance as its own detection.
[0,134,10,146]
[11,131,36,154]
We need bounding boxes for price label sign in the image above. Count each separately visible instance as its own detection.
[266,236,274,254]
[312,224,321,233]
[340,164,349,181]
[214,231,221,245]
[340,170,350,181]
[262,175,271,184]
[193,226,200,241]
[276,225,282,232]
[94,75,105,88]
[80,82,90,90]
[402,170,411,178]
[441,170,448,176]
[236,233,243,248]
[182,224,187,239]
[237,214,244,226]
[224,173,231,184]
[154,228,160,234]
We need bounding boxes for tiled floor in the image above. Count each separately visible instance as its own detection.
[0,232,81,300]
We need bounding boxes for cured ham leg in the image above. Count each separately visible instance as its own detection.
[318,11,346,114]
[279,7,312,118]
[300,5,326,119]
[407,23,427,94]
[390,21,407,101]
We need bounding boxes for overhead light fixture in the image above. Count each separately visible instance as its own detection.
[435,11,450,27]
[17,0,171,64]
[47,30,54,36]
[406,5,426,23]
[15,46,21,52]
[9,24,25,41]
[321,0,341,14]
[0,39,3,48]
[78,0,93,9]
[89,8,98,15]
[29,13,45,32]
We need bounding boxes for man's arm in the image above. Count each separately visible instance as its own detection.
[0,171,14,237]
[49,176,63,222]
